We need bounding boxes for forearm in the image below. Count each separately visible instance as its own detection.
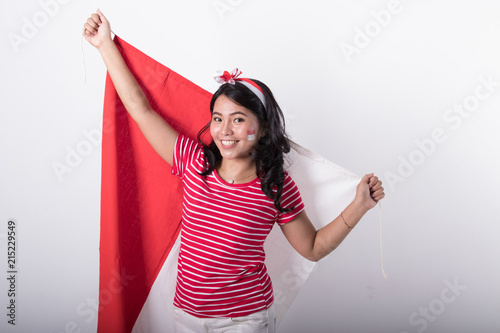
[311,201,369,261]
[98,40,151,119]
[281,175,384,262]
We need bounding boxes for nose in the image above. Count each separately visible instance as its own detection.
[221,120,233,136]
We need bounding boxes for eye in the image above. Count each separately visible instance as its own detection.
[212,116,222,122]
[234,118,245,123]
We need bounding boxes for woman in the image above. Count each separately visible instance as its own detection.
[84,9,385,333]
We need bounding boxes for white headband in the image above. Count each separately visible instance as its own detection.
[214,68,267,108]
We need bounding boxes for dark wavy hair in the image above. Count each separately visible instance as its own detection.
[197,79,293,213]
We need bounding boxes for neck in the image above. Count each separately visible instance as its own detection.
[218,159,257,184]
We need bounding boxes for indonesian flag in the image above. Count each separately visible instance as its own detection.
[98,36,360,333]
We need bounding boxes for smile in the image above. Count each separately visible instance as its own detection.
[221,140,238,145]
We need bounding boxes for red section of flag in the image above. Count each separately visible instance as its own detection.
[98,36,212,333]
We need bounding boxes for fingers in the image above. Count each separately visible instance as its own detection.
[83,20,98,36]
[360,173,372,184]
[370,181,384,202]
[370,179,382,191]
[83,11,103,36]
[372,192,385,202]
[97,9,108,23]
[364,173,382,190]
[363,172,385,201]
[371,186,384,197]
[368,174,378,188]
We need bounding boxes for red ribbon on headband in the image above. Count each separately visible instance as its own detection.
[214,68,242,85]
[213,68,267,108]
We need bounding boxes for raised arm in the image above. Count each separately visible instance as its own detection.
[280,173,385,262]
[83,10,178,165]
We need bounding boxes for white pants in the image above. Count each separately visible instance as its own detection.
[174,305,276,333]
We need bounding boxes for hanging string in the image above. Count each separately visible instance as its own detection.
[81,31,87,84]
[80,24,116,84]
[379,201,387,279]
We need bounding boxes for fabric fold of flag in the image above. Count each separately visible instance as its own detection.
[98,35,211,333]
[98,36,360,333]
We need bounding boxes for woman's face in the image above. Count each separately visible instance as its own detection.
[210,95,264,162]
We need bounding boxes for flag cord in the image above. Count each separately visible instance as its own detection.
[81,30,117,84]
[379,201,387,279]
[81,32,87,84]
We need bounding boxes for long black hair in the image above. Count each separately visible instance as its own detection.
[197,79,293,213]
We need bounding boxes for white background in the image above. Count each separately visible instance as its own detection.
[1,0,499,332]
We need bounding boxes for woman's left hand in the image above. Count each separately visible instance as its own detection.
[354,173,385,211]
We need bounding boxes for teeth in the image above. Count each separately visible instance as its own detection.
[222,140,237,145]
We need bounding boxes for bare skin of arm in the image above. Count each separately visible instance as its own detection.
[83,10,178,165]
[281,173,385,262]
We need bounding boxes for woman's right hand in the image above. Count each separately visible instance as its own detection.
[83,9,112,50]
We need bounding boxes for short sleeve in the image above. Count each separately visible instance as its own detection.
[171,135,202,178]
[276,173,305,226]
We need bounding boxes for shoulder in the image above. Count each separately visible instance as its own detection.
[172,135,206,175]
[283,171,298,188]
[280,172,303,205]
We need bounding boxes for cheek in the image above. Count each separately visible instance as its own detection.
[209,123,217,137]
[247,130,256,141]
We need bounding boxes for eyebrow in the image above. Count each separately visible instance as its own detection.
[212,111,249,117]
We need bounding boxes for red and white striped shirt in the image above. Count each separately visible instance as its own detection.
[171,135,304,318]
